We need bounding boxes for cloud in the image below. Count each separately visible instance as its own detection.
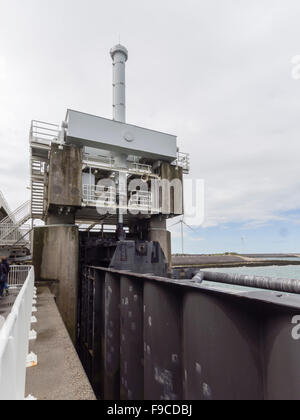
[0,56,6,80]
[0,0,300,241]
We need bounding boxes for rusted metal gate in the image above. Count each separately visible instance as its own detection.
[78,266,300,400]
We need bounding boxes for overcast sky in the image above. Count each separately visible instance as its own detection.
[1,0,300,253]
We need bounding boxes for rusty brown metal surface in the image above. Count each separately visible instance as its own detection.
[78,266,300,400]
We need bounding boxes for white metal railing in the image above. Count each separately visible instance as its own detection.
[83,154,153,176]
[82,184,158,213]
[128,191,152,211]
[0,201,30,226]
[0,267,35,400]
[83,154,115,170]
[30,120,61,146]
[128,162,152,174]
[0,191,12,222]
[8,266,31,288]
[175,151,190,174]
[82,184,116,206]
[0,224,31,245]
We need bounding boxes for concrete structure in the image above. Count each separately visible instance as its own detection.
[30,44,189,341]
[32,226,79,342]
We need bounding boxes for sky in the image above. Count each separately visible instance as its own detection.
[1,0,300,254]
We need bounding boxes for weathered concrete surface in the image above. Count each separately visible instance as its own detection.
[32,225,79,343]
[26,287,95,401]
[148,216,171,274]
[47,143,82,209]
[160,162,184,216]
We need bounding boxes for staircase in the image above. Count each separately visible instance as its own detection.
[31,159,47,219]
[30,120,61,220]
[0,201,31,245]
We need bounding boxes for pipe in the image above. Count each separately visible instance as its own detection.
[201,271,300,294]
[192,271,205,284]
[110,44,128,123]
[110,44,129,239]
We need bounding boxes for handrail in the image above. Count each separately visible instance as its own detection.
[0,201,30,226]
[30,120,61,145]
[0,191,12,221]
[0,221,31,243]
[8,266,31,288]
[0,267,35,400]
[8,227,33,249]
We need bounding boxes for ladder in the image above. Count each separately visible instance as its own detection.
[31,159,47,219]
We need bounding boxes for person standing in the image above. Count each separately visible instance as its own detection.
[0,258,5,298]
[2,258,10,296]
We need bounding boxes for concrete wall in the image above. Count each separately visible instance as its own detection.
[148,216,172,275]
[48,144,82,209]
[32,225,79,343]
[160,163,184,216]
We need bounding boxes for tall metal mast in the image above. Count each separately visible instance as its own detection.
[110,44,129,240]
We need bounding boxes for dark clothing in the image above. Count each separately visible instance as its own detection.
[2,260,10,276]
[2,260,9,293]
[0,263,6,297]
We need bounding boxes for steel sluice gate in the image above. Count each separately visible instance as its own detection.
[78,266,300,400]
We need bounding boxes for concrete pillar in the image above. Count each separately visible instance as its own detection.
[32,225,79,343]
[148,216,172,275]
[46,213,75,225]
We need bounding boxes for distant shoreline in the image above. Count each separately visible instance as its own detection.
[173,260,300,269]
[172,254,300,270]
